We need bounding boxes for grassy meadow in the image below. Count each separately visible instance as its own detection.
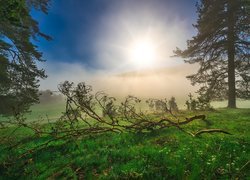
[0,101,65,123]
[0,101,249,179]
[1,0,249,179]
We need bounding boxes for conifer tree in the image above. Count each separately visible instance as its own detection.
[174,0,250,108]
[0,0,51,115]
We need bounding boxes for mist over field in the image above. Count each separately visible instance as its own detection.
[39,62,198,102]
[37,0,199,106]
[1,0,249,179]
[39,62,250,109]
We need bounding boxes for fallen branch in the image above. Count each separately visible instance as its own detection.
[190,129,232,137]
[0,81,232,162]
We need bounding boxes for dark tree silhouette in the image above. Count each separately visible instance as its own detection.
[39,90,63,104]
[174,0,250,108]
[168,96,178,111]
[0,0,51,115]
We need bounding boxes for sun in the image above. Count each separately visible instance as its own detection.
[129,39,157,68]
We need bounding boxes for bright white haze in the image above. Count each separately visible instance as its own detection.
[40,1,202,108]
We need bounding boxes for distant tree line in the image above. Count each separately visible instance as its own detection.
[185,93,213,111]
[38,90,64,104]
[146,97,179,113]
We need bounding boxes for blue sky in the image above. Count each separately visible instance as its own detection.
[34,0,197,70]
[34,0,200,95]
[33,1,250,107]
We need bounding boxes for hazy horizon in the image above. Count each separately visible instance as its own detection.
[36,0,199,102]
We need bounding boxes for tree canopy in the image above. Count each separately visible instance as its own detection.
[0,0,51,115]
[174,0,250,108]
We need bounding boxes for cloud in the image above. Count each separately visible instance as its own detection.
[75,0,196,71]
[38,0,199,107]
[39,61,102,91]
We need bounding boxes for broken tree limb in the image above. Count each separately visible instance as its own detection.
[190,129,232,137]
[158,114,206,127]
[1,81,233,162]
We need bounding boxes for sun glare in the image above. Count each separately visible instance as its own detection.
[129,39,157,68]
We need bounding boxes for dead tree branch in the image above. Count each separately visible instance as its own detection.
[0,81,232,161]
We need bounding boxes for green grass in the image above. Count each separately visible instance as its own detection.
[25,101,66,121]
[0,101,65,122]
[0,108,249,179]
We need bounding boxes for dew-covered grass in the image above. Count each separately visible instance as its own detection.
[0,108,249,179]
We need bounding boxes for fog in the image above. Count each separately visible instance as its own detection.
[39,62,200,108]
[39,0,199,107]
[83,0,195,71]
[37,0,250,109]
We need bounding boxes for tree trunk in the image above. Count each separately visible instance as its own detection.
[227,0,236,108]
